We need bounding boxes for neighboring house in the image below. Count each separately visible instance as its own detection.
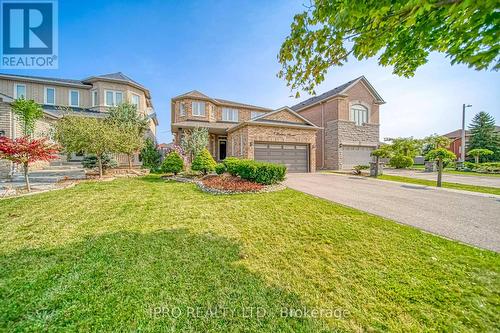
[443,126,500,158]
[292,76,385,170]
[170,91,319,172]
[0,72,158,177]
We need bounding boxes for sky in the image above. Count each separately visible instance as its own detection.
[2,0,499,143]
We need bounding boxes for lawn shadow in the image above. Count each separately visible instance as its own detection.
[0,229,332,332]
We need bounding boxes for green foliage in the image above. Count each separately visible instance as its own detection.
[468,148,494,164]
[215,163,226,175]
[54,116,122,176]
[82,154,117,171]
[468,112,499,161]
[389,155,414,169]
[162,151,184,175]
[223,158,287,185]
[191,148,216,175]
[278,1,500,95]
[11,98,43,136]
[371,145,392,158]
[422,134,452,157]
[139,138,162,171]
[180,127,209,159]
[388,137,422,158]
[353,165,369,175]
[426,148,457,162]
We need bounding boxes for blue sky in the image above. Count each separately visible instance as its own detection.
[2,0,499,143]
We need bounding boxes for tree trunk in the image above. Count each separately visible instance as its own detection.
[374,156,379,178]
[475,156,479,164]
[127,154,133,170]
[437,159,443,187]
[97,155,103,178]
[23,162,31,192]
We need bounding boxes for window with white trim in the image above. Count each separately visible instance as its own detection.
[192,101,205,116]
[14,84,26,99]
[131,94,140,108]
[350,104,368,126]
[92,90,98,106]
[44,87,55,105]
[251,111,265,119]
[69,90,80,107]
[105,90,123,106]
[222,108,239,122]
[179,102,186,116]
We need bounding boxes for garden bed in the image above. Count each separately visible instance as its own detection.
[164,174,285,194]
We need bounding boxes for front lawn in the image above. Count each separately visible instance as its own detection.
[1,176,498,332]
[378,174,500,195]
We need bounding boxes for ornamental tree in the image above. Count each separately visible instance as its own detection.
[371,145,392,178]
[180,127,209,162]
[426,148,456,187]
[161,151,184,175]
[467,112,499,161]
[468,148,494,164]
[55,116,121,177]
[139,138,162,171]
[191,148,216,175]
[422,134,452,156]
[0,136,58,192]
[12,98,43,136]
[278,1,499,95]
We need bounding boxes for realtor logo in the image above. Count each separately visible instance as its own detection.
[1,0,58,68]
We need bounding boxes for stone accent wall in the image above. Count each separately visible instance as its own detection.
[325,120,379,169]
[228,125,317,171]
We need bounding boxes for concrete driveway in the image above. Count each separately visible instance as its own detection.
[285,173,500,252]
[384,168,500,187]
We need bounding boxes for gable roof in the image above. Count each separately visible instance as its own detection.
[228,106,319,133]
[0,73,91,88]
[171,91,271,111]
[82,72,149,95]
[444,126,500,139]
[291,76,385,111]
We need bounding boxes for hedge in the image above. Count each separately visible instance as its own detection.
[223,157,286,185]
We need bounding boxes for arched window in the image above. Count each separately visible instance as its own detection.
[350,104,368,126]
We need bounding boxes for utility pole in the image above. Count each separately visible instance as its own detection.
[461,104,472,163]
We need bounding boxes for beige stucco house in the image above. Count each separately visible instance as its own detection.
[171,76,384,172]
[0,72,158,177]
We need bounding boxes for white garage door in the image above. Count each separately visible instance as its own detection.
[342,146,373,169]
[254,142,309,172]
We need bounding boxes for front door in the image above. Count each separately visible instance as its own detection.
[219,140,227,160]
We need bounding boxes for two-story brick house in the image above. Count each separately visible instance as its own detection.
[292,76,385,170]
[171,76,384,172]
[171,91,319,172]
[0,72,158,177]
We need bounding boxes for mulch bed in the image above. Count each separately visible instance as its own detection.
[201,175,264,192]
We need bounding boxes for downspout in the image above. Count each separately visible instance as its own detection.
[321,102,325,169]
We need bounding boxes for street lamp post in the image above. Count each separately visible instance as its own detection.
[460,103,472,164]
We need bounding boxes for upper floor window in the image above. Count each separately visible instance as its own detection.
[179,102,186,116]
[192,101,205,117]
[92,90,98,107]
[251,111,265,119]
[131,94,140,108]
[222,108,239,122]
[14,84,26,99]
[350,104,368,126]
[69,90,80,107]
[44,87,55,105]
[105,90,123,106]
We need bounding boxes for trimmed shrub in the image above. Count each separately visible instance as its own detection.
[475,162,500,174]
[191,148,216,174]
[215,163,226,175]
[223,158,286,185]
[82,154,117,171]
[162,151,184,175]
[389,154,414,168]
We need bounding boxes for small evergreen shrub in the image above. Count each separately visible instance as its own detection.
[222,158,286,184]
[82,154,117,171]
[162,151,184,175]
[223,157,241,176]
[215,163,226,175]
[389,154,414,168]
[191,148,216,174]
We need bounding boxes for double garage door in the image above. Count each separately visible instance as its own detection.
[342,146,374,169]
[254,142,309,173]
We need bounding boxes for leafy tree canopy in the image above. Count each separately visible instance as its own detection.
[278,0,499,95]
[385,137,422,158]
[11,98,43,136]
[180,127,209,159]
[426,147,456,161]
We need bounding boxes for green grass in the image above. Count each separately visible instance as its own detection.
[410,165,500,177]
[1,176,499,332]
[378,174,500,195]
